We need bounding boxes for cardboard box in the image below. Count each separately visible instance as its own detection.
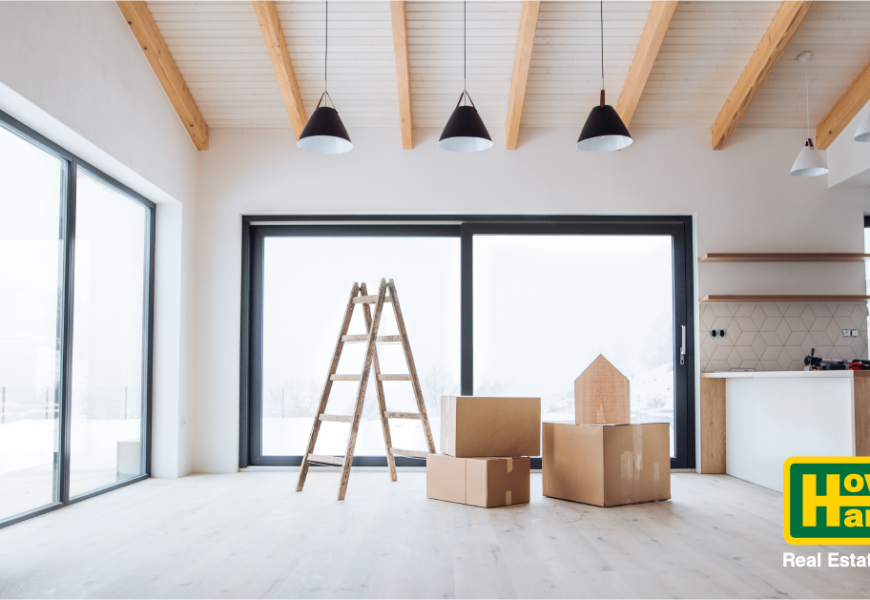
[542,422,670,507]
[574,355,630,425]
[426,454,530,508]
[440,396,541,458]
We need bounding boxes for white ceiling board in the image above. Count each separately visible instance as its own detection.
[742,1,870,130]
[630,1,781,129]
[149,2,288,129]
[145,1,870,135]
[407,2,521,128]
[276,2,400,128]
[521,2,651,128]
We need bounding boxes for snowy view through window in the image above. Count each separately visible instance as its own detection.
[261,234,675,458]
[0,125,149,521]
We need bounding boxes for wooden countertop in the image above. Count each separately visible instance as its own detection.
[701,370,870,379]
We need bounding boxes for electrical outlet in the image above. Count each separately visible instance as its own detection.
[843,329,861,338]
[710,329,726,338]
[853,329,860,338]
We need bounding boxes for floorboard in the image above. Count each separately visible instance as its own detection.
[1,471,869,599]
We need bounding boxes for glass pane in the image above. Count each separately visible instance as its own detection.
[0,125,64,520]
[473,235,676,456]
[69,170,147,497]
[261,237,460,457]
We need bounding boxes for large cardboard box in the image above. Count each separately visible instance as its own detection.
[426,454,530,508]
[440,396,541,457]
[574,355,630,425]
[542,422,670,507]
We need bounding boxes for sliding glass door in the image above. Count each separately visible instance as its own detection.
[0,110,154,529]
[242,217,694,468]
[472,233,677,456]
[249,227,461,465]
[0,122,65,522]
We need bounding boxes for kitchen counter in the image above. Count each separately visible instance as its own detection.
[700,370,870,492]
[702,370,870,379]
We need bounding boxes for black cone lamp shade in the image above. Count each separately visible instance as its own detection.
[297,95,352,155]
[438,92,493,152]
[576,90,632,152]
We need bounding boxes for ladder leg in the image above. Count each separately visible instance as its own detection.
[297,282,360,492]
[388,279,437,454]
[338,279,388,500]
[360,283,397,483]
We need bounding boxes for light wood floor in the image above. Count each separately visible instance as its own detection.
[1,470,868,599]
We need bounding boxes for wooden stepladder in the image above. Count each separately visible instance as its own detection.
[296,278,437,500]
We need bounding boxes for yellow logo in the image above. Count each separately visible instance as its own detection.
[784,457,870,544]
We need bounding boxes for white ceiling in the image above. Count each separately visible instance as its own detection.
[148,1,870,133]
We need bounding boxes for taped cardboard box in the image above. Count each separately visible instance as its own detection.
[427,454,530,508]
[542,422,670,507]
[440,396,541,458]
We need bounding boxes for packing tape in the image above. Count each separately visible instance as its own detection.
[505,490,512,506]
[506,457,513,473]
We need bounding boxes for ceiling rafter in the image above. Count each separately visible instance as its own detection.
[505,1,541,151]
[390,1,414,150]
[711,1,814,151]
[253,0,307,139]
[615,1,679,128]
[117,1,209,151]
[816,57,870,150]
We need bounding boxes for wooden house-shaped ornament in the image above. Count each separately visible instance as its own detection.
[574,355,630,425]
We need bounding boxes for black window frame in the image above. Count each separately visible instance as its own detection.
[0,109,156,530]
[240,215,695,470]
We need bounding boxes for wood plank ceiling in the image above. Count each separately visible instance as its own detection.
[142,1,870,151]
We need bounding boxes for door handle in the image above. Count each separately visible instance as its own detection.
[680,325,686,366]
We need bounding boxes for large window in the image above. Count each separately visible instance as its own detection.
[0,111,154,528]
[242,218,695,468]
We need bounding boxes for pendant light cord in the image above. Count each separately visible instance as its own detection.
[324,0,328,95]
[805,60,810,141]
[600,0,604,92]
[463,0,467,94]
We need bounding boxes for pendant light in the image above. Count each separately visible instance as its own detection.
[438,0,493,152]
[297,1,352,154]
[790,51,828,177]
[576,0,632,152]
[854,109,870,143]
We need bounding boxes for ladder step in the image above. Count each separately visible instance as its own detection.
[341,334,402,344]
[319,414,353,423]
[384,412,421,420]
[390,448,429,459]
[330,374,362,381]
[377,374,412,381]
[352,295,392,304]
[307,454,345,466]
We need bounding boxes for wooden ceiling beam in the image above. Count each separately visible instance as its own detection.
[816,57,870,150]
[505,1,541,150]
[390,1,413,150]
[615,1,678,128]
[117,1,209,151]
[253,0,307,139]
[711,1,814,151]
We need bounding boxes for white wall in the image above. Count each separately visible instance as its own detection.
[0,2,198,478]
[828,100,870,190]
[195,126,868,474]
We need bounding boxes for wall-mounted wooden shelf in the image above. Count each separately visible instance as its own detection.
[699,253,870,263]
[700,295,870,303]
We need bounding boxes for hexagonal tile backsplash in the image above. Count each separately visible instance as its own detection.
[699,303,869,372]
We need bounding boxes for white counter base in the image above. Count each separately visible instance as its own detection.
[725,377,853,492]
[700,370,870,492]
